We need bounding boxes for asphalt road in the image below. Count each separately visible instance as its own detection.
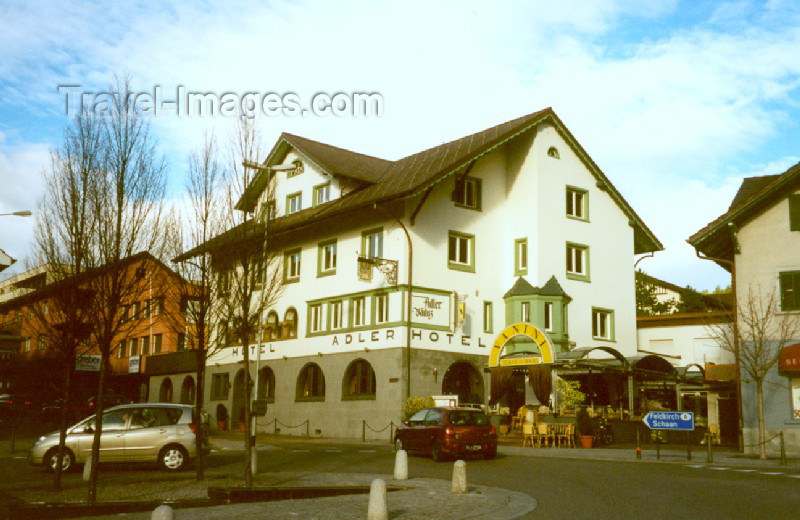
[2,440,799,519]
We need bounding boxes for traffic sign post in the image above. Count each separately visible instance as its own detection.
[642,411,695,461]
[642,411,694,431]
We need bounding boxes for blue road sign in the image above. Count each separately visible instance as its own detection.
[642,411,695,431]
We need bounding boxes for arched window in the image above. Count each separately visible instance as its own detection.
[342,359,376,399]
[284,308,297,339]
[180,376,195,404]
[258,366,276,402]
[265,311,279,340]
[296,363,325,400]
[159,378,173,403]
[547,146,560,159]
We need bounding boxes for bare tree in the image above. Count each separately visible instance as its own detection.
[707,287,800,459]
[215,119,283,488]
[30,108,103,490]
[166,132,227,480]
[80,76,167,504]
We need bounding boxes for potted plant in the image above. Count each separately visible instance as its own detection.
[557,379,586,416]
[576,406,594,449]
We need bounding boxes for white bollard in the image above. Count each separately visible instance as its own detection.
[452,460,467,494]
[82,454,92,482]
[151,504,174,520]
[393,449,408,480]
[251,449,258,475]
[367,478,388,520]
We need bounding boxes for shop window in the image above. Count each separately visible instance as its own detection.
[211,373,229,400]
[258,366,276,402]
[296,363,325,400]
[343,359,376,399]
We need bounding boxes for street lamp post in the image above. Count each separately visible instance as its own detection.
[0,211,32,217]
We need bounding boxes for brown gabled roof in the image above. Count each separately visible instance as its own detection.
[199,108,663,260]
[688,162,800,265]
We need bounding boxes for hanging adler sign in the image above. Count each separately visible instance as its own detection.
[488,323,555,367]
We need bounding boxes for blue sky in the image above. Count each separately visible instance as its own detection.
[2,0,800,291]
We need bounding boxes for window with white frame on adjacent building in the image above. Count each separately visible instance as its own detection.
[566,187,588,220]
[521,302,530,323]
[284,249,301,283]
[566,242,589,280]
[129,338,137,357]
[352,297,367,327]
[153,333,162,354]
[544,302,553,331]
[140,335,150,355]
[116,341,124,358]
[448,231,475,272]
[37,334,46,350]
[310,304,323,333]
[375,293,389,324]
[592,308,613,340]
[453,177,481,210]
[330,301,344,329]
[287,192,302,214]
[314,182,331,206]
[483,301,493,333]
[362,228,383,259]
[318,240,337,276]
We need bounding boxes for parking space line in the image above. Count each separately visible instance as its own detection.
[325,449,343,453]
[733,469,757,472]
[758,472,783,476]
[708,467,730,470]
[358,449,376,453]
[291,449,310,452]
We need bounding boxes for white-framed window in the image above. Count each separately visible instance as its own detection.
[375,294,389,324]
[140,336,150,355]
[454,177,481,210]
[287,192,302,214]
[515,238,528,275]
[37,334,46,350]
[284,249,301,282]
[521,302,530,323]
[23,337,31,352]
[153,333,163,354]
[319,240,337,275]
[352,297,367,327]
[544,302,553,331]
[566,243,588,279]
[314,183,331,206]
[331,301,344,330]
[363,229,383,259]
[566,187,587,220]
[592,308,613,340]
[483,301,493,333]
[448,231,475,272]
[129,338,137,357]
[310,304,323,333]
[116,341,124,359]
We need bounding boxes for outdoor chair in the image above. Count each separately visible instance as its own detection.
[557,423,575,448]
[522,423,535,447]
[511,406,527,430]
[536,422,554,447]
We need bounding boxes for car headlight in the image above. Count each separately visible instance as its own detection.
[38,436,46,442]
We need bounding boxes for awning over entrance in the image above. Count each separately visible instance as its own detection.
[779,342,800,374]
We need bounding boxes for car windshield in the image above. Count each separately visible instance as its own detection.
[448,410,489,426]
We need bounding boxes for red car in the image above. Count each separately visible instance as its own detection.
[394,407,497,461]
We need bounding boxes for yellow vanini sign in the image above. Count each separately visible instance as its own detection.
[488,323,555,367]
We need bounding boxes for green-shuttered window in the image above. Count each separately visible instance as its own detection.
[790,194,800,231]
[780,271,800,311]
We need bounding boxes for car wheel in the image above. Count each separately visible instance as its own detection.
[394,437,404,452]
[483,447,497,460]
[44,448,75,473]
[431,441,446,462]
[158,445,189,471]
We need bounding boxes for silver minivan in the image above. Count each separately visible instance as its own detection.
[30,403,197,472]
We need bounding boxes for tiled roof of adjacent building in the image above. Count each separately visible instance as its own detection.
[688,162,800,266]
